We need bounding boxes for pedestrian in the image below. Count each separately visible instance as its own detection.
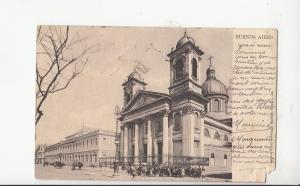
[166,166,171,177]
[150,166,154,177]
[201,166,205,178]
[198,166,202,178]
[131,165,137,180]
[180,167,184,177]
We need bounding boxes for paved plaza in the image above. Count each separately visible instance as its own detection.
[35,164,231,182]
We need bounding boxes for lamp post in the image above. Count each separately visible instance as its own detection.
[113,105,120,174]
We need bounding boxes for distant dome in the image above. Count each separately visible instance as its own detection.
[128,71,142,81]
[176,31,195,49]
[201,78,228,97]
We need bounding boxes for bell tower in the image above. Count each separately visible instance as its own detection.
[167,30,205,97]
[122,71,147,106]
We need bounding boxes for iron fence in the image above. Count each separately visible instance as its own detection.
[98,155,209,167]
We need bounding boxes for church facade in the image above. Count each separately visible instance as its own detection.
[117,31,232,171]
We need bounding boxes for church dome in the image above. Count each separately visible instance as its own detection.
[128,71,142,81]
[201,78,228,97]
[176,31,195,49]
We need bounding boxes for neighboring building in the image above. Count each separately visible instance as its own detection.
[44,127,116,167]
[118,31,232,171]
[35,144,46,164]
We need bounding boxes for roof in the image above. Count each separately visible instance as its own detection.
[128,71,142,81]
[121,90,171,114]
[201,78,228,97]
[176,31,196,49]
[65,127,117,141]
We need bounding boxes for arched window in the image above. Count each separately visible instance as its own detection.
[192,58,198,78]
[211,153,215,158]
[214,132,220,140]
[174,112,182,131]
[175,58,184,80]
[224,154,227,159]
[204,128,210,137]
[224,134,229,141]
[213,99,220,112]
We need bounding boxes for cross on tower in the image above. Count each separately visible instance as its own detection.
[208,55,214,66]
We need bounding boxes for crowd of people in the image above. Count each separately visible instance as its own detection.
[122,163,206,178]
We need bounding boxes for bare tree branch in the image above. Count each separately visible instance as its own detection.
[36,26,91,126]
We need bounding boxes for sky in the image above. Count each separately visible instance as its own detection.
[36,26,233,145]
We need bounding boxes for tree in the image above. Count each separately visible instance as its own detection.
[36,26,91,126]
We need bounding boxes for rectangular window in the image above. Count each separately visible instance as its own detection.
[96,138,98,145]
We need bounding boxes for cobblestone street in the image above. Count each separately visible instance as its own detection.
[35,165,231,182]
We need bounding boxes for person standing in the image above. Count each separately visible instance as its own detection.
[131,165,137,180]
[201,166,205,178]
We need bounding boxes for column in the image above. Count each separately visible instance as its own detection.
[199,112,205,157]
[162,110,169,163]
[197,57,201,82]
[207,100,210,112]
[186,50,191,78]
[123,124,128,162]
[170,60,174,85]
[182,106,194,157]
[168,114,174,163]
[134,122,139,163]
[190,112,195,157]
[153,123,158,163]
[147,118,152,163]
[120,127,124,159]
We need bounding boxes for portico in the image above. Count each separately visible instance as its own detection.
[119,92,208,164]
[120,99,171,163]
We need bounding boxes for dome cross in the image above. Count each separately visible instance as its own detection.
[208,55,214,66]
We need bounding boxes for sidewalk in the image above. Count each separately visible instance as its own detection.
[205,169,231,175]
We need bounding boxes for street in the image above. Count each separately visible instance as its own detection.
[35,164,231,182]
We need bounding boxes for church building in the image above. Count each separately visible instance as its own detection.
[117,31,232,170]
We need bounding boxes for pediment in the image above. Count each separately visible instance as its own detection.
[122,91,169,113]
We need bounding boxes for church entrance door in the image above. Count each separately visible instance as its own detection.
[158,142,162,163]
